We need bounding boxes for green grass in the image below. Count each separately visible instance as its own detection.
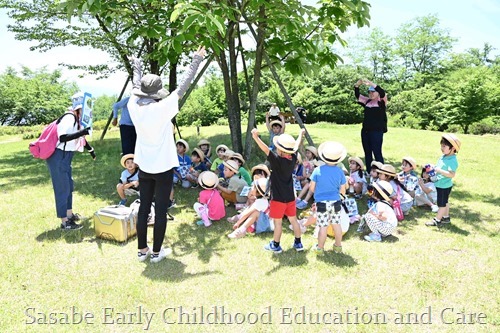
[0,124,498,333]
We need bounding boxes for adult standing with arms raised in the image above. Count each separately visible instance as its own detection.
[112,96,136,155]
[128,46,206,263]
[354,79,388,169]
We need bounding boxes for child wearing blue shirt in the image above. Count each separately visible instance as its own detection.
[426,134,460,227]
[174,139,192,188]
[186,148,208,188]
[309,141,347,252]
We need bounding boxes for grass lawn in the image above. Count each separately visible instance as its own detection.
[0,123,498,333]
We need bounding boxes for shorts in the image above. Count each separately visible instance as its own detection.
[269,200,296,219]
[316,200,342,227]
[124,188,139,196]
[436,187,452,207]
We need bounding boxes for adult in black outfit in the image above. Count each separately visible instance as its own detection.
[354,79,388,169]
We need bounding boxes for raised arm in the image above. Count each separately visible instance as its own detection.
[251,128,270,156]
[176,46,206,98]
[293,128,306,153]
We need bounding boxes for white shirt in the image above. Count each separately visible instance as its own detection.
[127,93,179,173]
[268,106,280,117]
[56,113,81,151]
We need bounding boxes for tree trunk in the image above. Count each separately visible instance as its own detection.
[244,5,266,160]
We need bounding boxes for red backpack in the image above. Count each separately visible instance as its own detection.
[29,113,77,160]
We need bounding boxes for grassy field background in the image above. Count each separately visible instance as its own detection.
[0,123,498,332]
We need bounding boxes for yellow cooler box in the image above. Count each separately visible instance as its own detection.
[94,206,137,242]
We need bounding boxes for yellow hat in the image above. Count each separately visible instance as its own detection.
[120,154,135,168]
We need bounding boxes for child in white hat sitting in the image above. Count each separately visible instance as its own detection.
[193,171,225,227]
[359,180,398,242]
[116,154,139,206]
[398,156,419,198]
[216,160,248,205]
[347,156,367,198]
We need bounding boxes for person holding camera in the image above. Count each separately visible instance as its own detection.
[308,141,348,253]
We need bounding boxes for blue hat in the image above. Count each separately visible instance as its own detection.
[368,86,376,92]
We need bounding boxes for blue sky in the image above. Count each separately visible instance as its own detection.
[1,0,499,97]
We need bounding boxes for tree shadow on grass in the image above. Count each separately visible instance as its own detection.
[170,219,227,264]
[141,258,220,282]
[265,248,309,275]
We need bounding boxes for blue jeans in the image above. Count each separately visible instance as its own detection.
[361,130,384,169]
[137,168,173,252]
[46,149,74,218]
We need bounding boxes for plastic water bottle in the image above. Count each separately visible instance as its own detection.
[425,164,436,177]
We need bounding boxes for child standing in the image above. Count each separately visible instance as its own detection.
[361,180,398,242]
[425,134,460,227]
[186,148,208,188]
[252,128,306,253]
[347,156,367,198]
[210,144,228,176]
[216,160,248,204]
[266,112,286,151]
[309,141,348,252]
[415,167,438,212]
[193,171,225,227]
[398,156,419,197]
[116,154,139,206]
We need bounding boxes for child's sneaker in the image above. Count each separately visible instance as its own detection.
[293,242,304,252]
[312,244,323,253]
[441,216,451,224]
[264,241,283,254]
[431,204,439,213]
[228,228,246,239]
[118,198,127,206]
[425,218,441,227]
[150,248,172,263]
[333,244,343,252]
[296,200,308,210]
[137,248,151,262]
[68,213,82,222]
[364,232,382,242]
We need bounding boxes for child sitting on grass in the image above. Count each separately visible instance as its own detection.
[358,180,398,242]
[210,144,228,176]
[398,156,419,197]
[186,148,208,188]
[415,167,438,212]
[228,177,271,239]
[252,127,306,253]
[347,156,367,198]
[216,159,248,205]
[230,152,252,186]
[117,153,139,206]
[193,171,225,227]
[377,164,413,215]
[174,139,191,188]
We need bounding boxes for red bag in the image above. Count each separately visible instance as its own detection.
[392,186,404,221]
[29,113,76,160]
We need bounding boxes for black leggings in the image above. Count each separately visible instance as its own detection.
[137,168,173,252]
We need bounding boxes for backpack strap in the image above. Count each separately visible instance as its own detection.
[126,169,139,183]
[56,112,78,155]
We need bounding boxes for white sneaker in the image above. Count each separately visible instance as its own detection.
[431,204,439,213]
[150,248,172,263]
[137,248,151,262]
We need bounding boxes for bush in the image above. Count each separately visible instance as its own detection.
[469,116,500,135]
[216,118,229,126]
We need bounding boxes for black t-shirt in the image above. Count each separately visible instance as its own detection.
[267,150,297,203]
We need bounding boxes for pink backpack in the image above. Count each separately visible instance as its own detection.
[29,113,77,160]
